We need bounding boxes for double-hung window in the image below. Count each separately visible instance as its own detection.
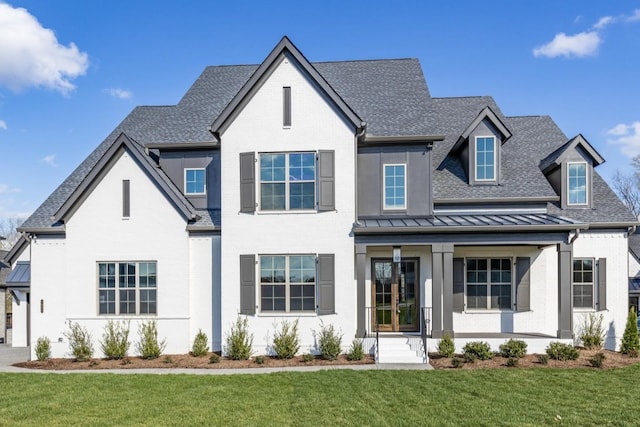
[475,136,496,181]
[567,162,587,205]
[98,261,157,315]
[466,258,512,309]
[260,153,315,210]
[383,164,406,210]
[573,258,593,308]
[260,255,316,312]
[184,168,206,195]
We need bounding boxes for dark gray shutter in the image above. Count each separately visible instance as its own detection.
[239,255,256,315]
[122,180,130,218]
[239,152,255,213]
[317,150,335,211]
[453,258,464,312]
[516,257,531,312]
[283,86,291,127]
[317,254,335,315]
[598,258,606,311]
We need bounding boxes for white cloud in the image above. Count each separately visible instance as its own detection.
[0,3,89,94]
[533,31,601,58]
[0,184,20,194]
[0,119,6,130]
[42,154,57,167]
[607,121,640,157]
[103,88,132,99]
[627,9,640,22]
[593,16,614,30]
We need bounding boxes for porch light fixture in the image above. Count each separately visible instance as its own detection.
[393,246,401,264]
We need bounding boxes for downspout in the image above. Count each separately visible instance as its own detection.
[354,122,367,226]
[569,228,581,245]
[629,225,637,236]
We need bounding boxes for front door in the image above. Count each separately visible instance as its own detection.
[372,258,419,332]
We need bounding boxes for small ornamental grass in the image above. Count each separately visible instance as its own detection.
[462,341,493,361]
[302,353,314,363]
[35,336,51,362]
[272,319,300,359]
[437,333,455,358]
[100,319,130,360]
[209,353,220,364]
[499,339,527,359]
[537,354,549,365]
[191,329,209,357]
[621,307,640,356]
[317,321,342,360]
[225,316,253,360]
[579,312,605,350]
[64,321,94,362]
[135,319,166,360]
[347,339,365,361]
[589,352,606,368]
[451,357,464,368]
[545,342,579,361]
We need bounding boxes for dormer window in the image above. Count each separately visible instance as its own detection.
[567,162,587,205]
[475,136,496,181]
[185,168,206,195]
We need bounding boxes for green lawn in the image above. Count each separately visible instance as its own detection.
[0,365,638,426]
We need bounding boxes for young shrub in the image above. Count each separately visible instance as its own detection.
[347,339,365,361]
[579,312,605,350]
[463,352,477,364]
[64,321,94,362]
[209,353,220,364]
[537,354,549,365]
[437,333,455,358]
[451,357,464,368]
[462,341,493,361]
[621,306,640,356]
[163,356,174,364]
[506,357,519,367]
[225,315,253,360]
[35,336,51,362]
[545,342,579,361]
[100,319,130,360]
[317,321,342,361]
[191,329,209,357]
[272,319,300,359]
[254,355,265,365]
[135,319,166,360]
[499,339,528,359]
[589,352,606,368]
[302,353,314,363]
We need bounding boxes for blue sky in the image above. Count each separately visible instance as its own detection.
[1,0,639,221]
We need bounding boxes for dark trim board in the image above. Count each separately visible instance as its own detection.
[355,231,571,246]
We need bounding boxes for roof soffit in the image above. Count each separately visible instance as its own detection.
[209,36,363,138]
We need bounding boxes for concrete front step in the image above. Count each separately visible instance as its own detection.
[377,337,426,364]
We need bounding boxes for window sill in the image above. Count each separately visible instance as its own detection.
[463,309,515,314]
[573,308,596,313]
[186,193,207,198]
[257,209,317,215]
[256,312,318,317]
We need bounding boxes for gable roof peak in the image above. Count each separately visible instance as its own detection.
[449,105,512,154]
[540,133,605,173]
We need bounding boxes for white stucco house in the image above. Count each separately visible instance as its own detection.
[3,37,637,361]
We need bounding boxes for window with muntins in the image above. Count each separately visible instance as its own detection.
[260,255,316,312]
[383,164,406,210]
[260,153,315,210]
[184,168,206,195]
[475,136,496,181]
[98,261,157,315]
[568,162,587,205]
[573,258,593,308]
[466,258,512,309]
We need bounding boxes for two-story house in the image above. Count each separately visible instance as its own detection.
[4,37,636,361]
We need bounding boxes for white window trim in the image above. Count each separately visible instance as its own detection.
[184,168,207,195]
[258,152,316,212]
[383,163,407,210]
[572,257,594,309]
[567,161,588,206]
[464,257,514,311]
[474,136,497,182]
[258,254,317,313]
[97,261,158,316]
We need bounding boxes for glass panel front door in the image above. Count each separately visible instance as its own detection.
[372,258,419,332]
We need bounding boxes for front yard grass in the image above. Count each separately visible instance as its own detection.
[1,364,638,426]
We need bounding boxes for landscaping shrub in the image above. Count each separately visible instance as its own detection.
[347,339,364,361]
[506,357,519,367]
[462,341,493,361]
[451,357,464,368]
[545,342,579,361]
[272,319,300,359]
[35,336,51,361]
[589,352,606,368]
[463,352,477,363]
[537,354,549,365]
[209,353,220,364]
[302,353,314,363]
[437,333,455,358]
[191,329,209,357]
[499,339,527,359]
[225,316,253,360]
[317,321,342,360]
[254,355,265,365]
[100,319,130,360]
[135,319,166,360]
[64,321,94,362]
[621,306,640,356]
[579,312,605,350]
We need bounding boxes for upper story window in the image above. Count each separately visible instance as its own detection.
[573,258,593,308]
[184,168,206,195]
[98,261,157,315]
[475,136,496,181]
[260,152,315,210]
[466,258,512,310]
[260,254,316,312]
[383,164,406,210]
[567,162,587,205]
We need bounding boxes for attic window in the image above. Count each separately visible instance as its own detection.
[475,136,496,181]
[567,162,587,205]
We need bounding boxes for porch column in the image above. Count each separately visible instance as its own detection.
[442,245,454,336]
[431,243,454,338]
[355,244,367,337]
[557,242,573,339]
